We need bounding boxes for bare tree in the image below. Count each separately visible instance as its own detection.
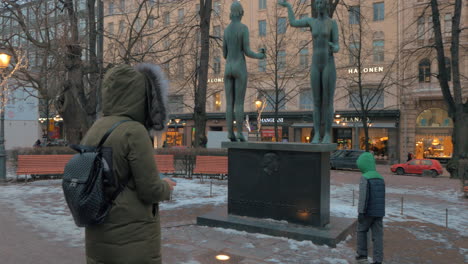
[192,0,212,148]
[429,0,467,178]
[250,1,310,141]
[334,1,400,151]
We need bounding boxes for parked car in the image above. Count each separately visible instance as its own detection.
[330,149,365,170]
[390,159,443,177]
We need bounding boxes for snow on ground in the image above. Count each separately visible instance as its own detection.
[0,176,466,252]
[330,183,468,236]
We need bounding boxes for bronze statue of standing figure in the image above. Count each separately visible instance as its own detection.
[279,0,339,144]
[223,2,266,142]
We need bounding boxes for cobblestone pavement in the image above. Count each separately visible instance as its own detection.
[0,166,466,264]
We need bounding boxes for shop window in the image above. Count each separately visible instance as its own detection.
[416,108,453,127]
[418,59,431,83]
[415,135,452,159]
[359,128,389,160]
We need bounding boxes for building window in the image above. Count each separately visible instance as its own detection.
[178,9,184,24]
[299,47,309,68]
[299,14,309,32]
[108,1,114,15]
[119,0,125,12]
[213,56,221,74]
[373,2,384,21]
[214,1,221,16]
[444,57,451,81]
[349,88,384,109]
[262,90,286,111]
[148,16,154,28]
[259,0,267,10]
[349,34,360,65]
[259,47,266,72]
[278,50,286,70]
[415,108,453,159]
[108,22,114,35]
[372,31,384,63]
[213,25,221,38]
[164,12,170,26]
[119,20,125,34]
[416,108,453,128]
[418,58,431,83]
[444,14,451,37]
[177,59,184,76]
[168,95,184,113]
[213,92,221,111]
[259,20,266,37]
[349,6,360,25]
[277,17,287,34]
[427,16,434,40]
[299,89,313,110]
[417,17,425,40]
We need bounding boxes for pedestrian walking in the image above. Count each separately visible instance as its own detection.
[355,152,386,264]
[407,152,414,162]
[81,64,176,264]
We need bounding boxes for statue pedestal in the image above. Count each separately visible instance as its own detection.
[197,142,356,246]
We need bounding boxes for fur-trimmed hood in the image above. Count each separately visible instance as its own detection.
[101,64,169,131]
[135,63,169,131]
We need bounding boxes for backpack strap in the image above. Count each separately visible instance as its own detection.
[97,120,132,150]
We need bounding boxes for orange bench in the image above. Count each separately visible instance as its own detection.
[193,156,228,179]
[17,155,74,181]
[16,154,176,180]
[154,154,176,174]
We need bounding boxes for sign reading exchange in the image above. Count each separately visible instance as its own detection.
[348,67,384,74]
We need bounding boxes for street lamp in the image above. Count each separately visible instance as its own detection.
[0,49,12,182]
[255,99,265,141]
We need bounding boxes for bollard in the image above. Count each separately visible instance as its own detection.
[445,208,448,228]
[352,189,355,206]
[210,181,213,197]
[401,197,404,215]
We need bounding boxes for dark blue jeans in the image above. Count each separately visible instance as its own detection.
[356,214,383,263]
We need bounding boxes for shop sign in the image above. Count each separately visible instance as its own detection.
[261,117,284,123]
[342,117,371,123]
[348,67,384,74]
[208,78,224,83]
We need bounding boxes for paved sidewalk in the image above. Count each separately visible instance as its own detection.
[0,169,466,264]
[0,202,85,264]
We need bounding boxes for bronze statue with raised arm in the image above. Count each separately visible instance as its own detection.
[278,0,339,144]
[223,1,266,142]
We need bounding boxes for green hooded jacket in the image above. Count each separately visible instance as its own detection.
[357,152,383,180]
[82,65,171,264]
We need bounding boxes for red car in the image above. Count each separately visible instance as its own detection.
[391,159,443,177]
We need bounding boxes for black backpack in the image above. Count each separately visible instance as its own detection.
[62,120,131,227]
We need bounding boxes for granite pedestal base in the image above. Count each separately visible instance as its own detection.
[197,208,357,247]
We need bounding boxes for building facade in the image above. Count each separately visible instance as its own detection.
[1,0,459,161]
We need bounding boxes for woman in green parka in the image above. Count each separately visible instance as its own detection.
[81,64,176,264]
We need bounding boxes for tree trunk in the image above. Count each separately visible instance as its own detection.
[193,0,212,148]
[447,108,468,178]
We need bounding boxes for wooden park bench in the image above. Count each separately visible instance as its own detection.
[16,155,73,181]
[193,156,228,180]
[16,154,176,181]
[154,154,176,175]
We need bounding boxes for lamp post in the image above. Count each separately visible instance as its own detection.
[0,50,12,182]
[255,99,265,141]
